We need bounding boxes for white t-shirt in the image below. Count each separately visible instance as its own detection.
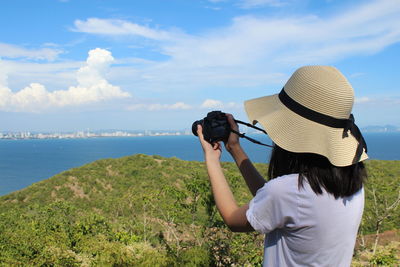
[246,173,364,267]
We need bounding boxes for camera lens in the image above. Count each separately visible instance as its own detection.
[192,120,203,136]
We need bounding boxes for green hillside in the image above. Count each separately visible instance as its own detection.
[0,154,399,266]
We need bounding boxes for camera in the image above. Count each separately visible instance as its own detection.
[192,111,231,144]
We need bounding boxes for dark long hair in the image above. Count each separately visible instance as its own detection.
[267,145,367,198]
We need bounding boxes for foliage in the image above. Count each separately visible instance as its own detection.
[369,247,398,266]
[362,160,400,234]
[352,241,399,266]
[0,155,399,266]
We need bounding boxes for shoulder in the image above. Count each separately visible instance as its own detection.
[247,173,300,233]
[252,173,300,208]
[258,173,299,196]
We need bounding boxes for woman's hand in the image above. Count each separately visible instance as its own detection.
[224,113,241,154]
[197,123,254,233]
[197,125,222,161]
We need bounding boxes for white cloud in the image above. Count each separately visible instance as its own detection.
[200,99,242,109]
[0,61,8,87]
[126,99,241,112]
[201,99,223,109]
[73,18,174,40]
[354,96,400,106]
[168,0,400,67]
[226,102,243,109]
[127,102,192,111]
[238,0,286,9]
[73,0,400,92]
[3,0,400,116]
[207,0,285,7]
[169,102,192,110]
[0,43,62,61]
[355,97,371,104]
[0,48,130,112]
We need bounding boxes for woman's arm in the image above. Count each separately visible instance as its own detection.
[225,114,267,196]
[197,125,254,232]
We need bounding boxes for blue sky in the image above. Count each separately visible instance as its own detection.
[1,0,399,131]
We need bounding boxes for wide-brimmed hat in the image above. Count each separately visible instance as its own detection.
[244,65,368,167]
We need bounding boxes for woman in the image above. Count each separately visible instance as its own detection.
[197,66,368,266]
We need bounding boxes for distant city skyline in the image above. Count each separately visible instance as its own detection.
[1,124,399,141]
[0,129,193,140]
[1,0,400,131]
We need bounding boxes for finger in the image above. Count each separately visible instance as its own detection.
[216,142,222,152]
[197,124,204,139]
[213,142,220,150]
[197,125,206,144]
[213,142,223,153]
[226,113,239,131]
[197,125,211,149]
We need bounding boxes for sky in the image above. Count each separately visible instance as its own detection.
[1,0,400,132]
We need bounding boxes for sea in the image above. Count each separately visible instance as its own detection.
[0,132,399,196]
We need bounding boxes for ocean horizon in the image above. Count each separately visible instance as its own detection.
[1,132,399,196]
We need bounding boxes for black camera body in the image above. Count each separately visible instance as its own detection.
[192,111,231,144]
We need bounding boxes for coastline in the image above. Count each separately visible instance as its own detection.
[0,131,192,140]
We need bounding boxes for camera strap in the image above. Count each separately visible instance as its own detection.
[232,120,273,148]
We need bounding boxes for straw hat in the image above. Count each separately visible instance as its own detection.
[244,65,368,167]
